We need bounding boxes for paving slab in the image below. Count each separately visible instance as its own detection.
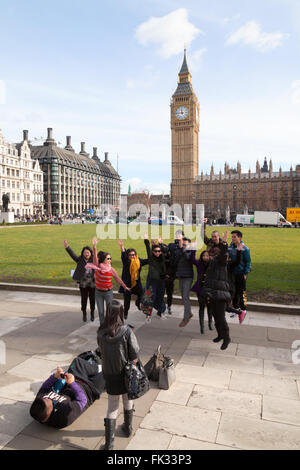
[267,328,300,344]
[204,353,264,375]
[126,428,172,451]
[0,374,41,402]
[141,401,221,443]
[0,397,33,439]
[0,317,36,337]
[168,435,238,451]
[3,434,81,451]
[157,382,195,406]
[0,348,31,375]
[178,349,207,366]
[187,384,262,419]
[229,370,299,400]
[216,413,300,450]
[0,433,15,451]
[263,359,300,379]
[262,395,300,427]
[175,363,231,389]
[8,356,70,381]
[236,344,292,362]
[187,338,238,356]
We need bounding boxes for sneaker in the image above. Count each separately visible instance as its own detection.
[167,306,172,315]
[160,313,168,320]
[145,316,151,324]
[238,310,247,324]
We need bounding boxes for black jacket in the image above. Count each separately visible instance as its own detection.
[144,239,167,281]
[162,240,182,277]
[97,325,139,395]
[65,246,94,285]
[203,243,231,302]
[174,247,194,279]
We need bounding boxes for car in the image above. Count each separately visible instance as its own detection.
[148,216,164,225]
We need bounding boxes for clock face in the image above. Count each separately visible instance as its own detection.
[176,106,189,120]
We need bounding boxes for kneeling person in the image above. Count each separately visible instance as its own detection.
[30,353,105,429]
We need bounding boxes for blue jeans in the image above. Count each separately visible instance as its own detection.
[95,289,113,325]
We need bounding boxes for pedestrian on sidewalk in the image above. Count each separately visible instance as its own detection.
[174,237,194,328]
[202,231,232,350]
[97,300,140,450]
[161,230,184,315]
[228,230,251,320]
[118,239,148,320]
[190,248,214,334]
[141,233,167,322]
[63,239,95,322]
[86,237,130,325]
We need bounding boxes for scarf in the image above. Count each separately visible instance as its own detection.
[129,256,140,288]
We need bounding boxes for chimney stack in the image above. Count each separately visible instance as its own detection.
[65,136,74,151]
[23,130,28,141]
[44,127,56,146]
[93,147,98,158]
[104,152,109,162]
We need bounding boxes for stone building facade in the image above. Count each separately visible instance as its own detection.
[171,52,300,219]
[30,128,121,216]
[0,129,44,217]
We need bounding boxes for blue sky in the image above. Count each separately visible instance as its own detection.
[0,0,299,194]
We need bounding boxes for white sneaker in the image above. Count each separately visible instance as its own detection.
[145,316,152,324]
[160,313,168,320]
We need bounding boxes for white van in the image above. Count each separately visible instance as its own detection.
[166,215,184,225]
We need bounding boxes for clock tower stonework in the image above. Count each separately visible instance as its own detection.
[170,50,199,208]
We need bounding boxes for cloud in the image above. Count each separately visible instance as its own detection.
[291,80,300,104]
[123,178,170,195]
[135,9,202,58]
[226,21,289,52]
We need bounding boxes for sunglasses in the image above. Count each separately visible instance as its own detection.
[128,253,136,257]
[153,250,161,253]
[106,257,112,260]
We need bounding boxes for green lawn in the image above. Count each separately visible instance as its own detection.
[0,224,299,300]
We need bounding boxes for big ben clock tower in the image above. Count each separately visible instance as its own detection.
[170,49,199,208]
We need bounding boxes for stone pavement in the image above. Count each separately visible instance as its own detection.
[0,290,300,451]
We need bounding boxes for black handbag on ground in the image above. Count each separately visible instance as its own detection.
[124,359,150,400]
[144,345,165,382]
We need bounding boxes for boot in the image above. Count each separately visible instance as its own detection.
[221,336,231,351]
[199,309,204,334]
[122,408,134,437]
[100,418,116,450]
[82,311,87,322]
[90,311,95,322]
[213,336,223,343]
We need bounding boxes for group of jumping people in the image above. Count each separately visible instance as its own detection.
[64,223,251,351]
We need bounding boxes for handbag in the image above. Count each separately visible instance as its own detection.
[124,359,150,400]
[158,357,176,390]
[144,345,165,382]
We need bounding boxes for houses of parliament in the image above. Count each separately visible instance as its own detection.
[170,51,300,219]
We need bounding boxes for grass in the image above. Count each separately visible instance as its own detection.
[0,224,299,302]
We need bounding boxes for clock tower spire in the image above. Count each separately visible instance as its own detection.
[170,49,199,208]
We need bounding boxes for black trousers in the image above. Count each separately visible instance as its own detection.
[79,286,95,313]
[233,274,247,310]
[123,284,143,318]
[165,278,175,308]
[210,299,230,340]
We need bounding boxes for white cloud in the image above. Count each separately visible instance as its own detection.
[291,80,300,104]
[226,21,289,52]
[123,178,170,195]
[135,9,202,58]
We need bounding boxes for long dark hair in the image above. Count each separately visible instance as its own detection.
[100,300,124,337]
[98,250,110,263]
[200,250,209,263]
